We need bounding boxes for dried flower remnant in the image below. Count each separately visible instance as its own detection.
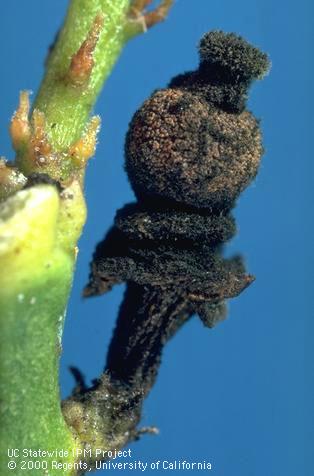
[65,31,269,460]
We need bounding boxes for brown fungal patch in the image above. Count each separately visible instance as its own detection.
[126,88,262,209]
[81,30,268,446]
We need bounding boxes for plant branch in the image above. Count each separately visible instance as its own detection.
[0,186,79,476]
[34,0,130,152]
[0,1,174,475]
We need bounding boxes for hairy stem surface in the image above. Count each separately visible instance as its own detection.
[34,0,130,150]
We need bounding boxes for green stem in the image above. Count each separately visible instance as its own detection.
[34,0,131,151]
[1,1,172,473]
[0,187,79,476]
[1,1,138,472]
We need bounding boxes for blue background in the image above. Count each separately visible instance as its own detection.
[1,1,313,475]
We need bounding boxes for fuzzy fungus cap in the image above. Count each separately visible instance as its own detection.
[199,30,270,81]
[125,88,262,210]
[170,31,270,112]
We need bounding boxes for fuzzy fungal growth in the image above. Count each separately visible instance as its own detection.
[126,32,269,209]
[170,30,269,113]
[126,89,262,209]
[62,374,144,469]
[72,30,268,459]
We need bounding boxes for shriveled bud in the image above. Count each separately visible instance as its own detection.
[68,13,104,86]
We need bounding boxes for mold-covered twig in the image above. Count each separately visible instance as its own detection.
[63,31,270,468]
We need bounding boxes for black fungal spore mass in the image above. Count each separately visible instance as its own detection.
[85,30,269,393]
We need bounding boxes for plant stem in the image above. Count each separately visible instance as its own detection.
[0,2,175,473]
[1,3,134,472]
[0,187,79,476]
[34,0,131,151]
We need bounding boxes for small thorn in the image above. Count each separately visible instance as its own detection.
[69,116,100,166]
[10,91,31,151]
[68,13,104,86]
